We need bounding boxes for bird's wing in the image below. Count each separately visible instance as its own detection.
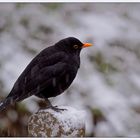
[7,51,68,102]
[35,61,68,90]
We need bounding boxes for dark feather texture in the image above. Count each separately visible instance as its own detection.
[0,37,84,111]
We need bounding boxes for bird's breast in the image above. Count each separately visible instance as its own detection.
[50,69,77,97]
[66,54,80,69]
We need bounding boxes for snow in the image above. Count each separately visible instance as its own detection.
[41,106,86,131]
[7,110,18,122]
[0,3,140,137]
[29,106,86,137]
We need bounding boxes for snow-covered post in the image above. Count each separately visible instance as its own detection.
[28,106,85,137]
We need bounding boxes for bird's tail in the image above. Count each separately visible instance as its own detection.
[0,98,13,112]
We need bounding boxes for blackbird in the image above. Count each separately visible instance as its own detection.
[0,37,92,111]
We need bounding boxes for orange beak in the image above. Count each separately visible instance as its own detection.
[82,43,93,48]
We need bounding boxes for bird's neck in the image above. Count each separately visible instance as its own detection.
[67,53,80,68]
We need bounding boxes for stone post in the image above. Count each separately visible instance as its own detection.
[28,106,85,137]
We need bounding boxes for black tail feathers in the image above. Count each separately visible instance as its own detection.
[0,98,14,112]
[0,101,6,112]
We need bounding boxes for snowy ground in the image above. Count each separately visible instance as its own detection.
[0,3,140,137]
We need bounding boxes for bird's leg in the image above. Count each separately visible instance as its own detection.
[45,98,53,108]
[44,98,67,112]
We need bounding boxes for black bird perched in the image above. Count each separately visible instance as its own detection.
[0,37,92,111]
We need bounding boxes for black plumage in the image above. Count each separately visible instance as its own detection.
[0,37,92,111]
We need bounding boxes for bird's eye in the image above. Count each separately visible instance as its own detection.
[73,45,79,49]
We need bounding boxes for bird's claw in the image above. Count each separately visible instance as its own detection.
[50,106,67,112]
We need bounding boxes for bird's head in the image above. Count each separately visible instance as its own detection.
[55,37,92,54]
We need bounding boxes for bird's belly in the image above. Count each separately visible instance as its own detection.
[38,71,77,98]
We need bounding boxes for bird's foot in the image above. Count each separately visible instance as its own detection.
[41,99,67,112]
[50,106,67,112]
[39,105,67,113]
